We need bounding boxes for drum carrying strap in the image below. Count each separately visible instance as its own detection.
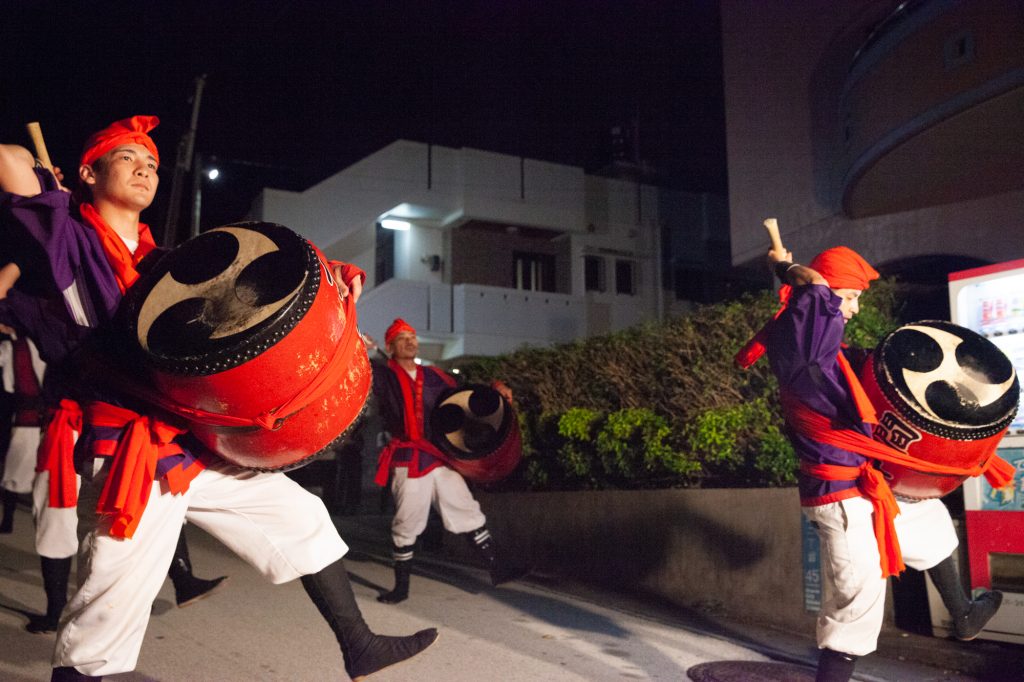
[115,296,363,432]
[782,393,1015,577]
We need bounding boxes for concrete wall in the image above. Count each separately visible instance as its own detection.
[720,0,1024,269]
[461,488,864,634]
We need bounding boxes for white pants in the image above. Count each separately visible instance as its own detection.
[53,458,347,676]
[390,466,486,548]
[2,425,41,493]
[804,495,958,656]
[32,470,81,559]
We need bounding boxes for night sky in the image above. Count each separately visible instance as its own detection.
[1,1,725,232]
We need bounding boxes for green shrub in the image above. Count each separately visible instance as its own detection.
[460,277,903,492]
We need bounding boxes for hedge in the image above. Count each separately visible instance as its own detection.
[460,278,902,491]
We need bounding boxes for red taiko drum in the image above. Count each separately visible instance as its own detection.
[124,222,371,471]
[860,320,1019,499]
[429,384,522,484]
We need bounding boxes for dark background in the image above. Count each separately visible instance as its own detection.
[1,1,725,233]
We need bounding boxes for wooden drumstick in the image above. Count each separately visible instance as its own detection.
[763,217,785,253]
[25,121,53,170]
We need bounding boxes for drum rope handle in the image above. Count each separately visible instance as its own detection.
[249,294,363,430]
[781,393,1013,483]
[111,295,363,431]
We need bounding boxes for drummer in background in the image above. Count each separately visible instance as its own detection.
[0,116,436,681]
[0,331,44,536]
[737,245,1004,682]
[364,319,528,604]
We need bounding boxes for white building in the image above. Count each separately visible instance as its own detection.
[251,140,720,361]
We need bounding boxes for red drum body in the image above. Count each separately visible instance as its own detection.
[430,384,522,484]
[125,222,371,471]
[860,320,1019,499]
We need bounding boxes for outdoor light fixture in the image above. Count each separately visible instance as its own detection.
[206,168,220,181]
[380,219,412,231]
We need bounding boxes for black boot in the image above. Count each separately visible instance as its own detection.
[167,529,228,608]
[816,648,857,682]
[469,526,528,586]
[927,555,1004,641]
[51,666,102,681]
[26,556,72,634]
[0,487,18,533]
[301,558,438,680]
[377,545,413,604]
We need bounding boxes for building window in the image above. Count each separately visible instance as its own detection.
[615,259,635,295]
[584,256,606,292]
[513,251,555,292]
[375,222,395,286]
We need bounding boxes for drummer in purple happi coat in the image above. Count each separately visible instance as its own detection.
[0,116,436,680]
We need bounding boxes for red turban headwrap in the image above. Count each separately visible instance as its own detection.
[80,115,160,167]
[385,318,416,345]
[809,246,879,290]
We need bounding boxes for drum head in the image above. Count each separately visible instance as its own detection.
[126,222,319,375]
[874,320,1019,438]
[431,384,511,460]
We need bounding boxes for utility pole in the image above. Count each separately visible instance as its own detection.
[190,151,203,239]
[161,74,206,247]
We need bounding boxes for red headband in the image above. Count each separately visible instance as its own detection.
[80,115,160,167]
[385,318,416,345]
[809,246,879,290]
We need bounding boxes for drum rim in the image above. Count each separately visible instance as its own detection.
[872,320,1019,439]
[125,222,321,377]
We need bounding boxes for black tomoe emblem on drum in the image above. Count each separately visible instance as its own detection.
[879,321,1019,437]
[431,385,508,460]
[128,223,317,375]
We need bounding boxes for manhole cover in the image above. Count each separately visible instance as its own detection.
[687,660,816,682]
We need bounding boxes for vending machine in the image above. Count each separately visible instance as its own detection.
[934,258,1024,644]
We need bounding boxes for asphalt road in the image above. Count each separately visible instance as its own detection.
[1,501,1019,681]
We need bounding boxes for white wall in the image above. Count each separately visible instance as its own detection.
[459,150,586,232]
[394,225,446,283]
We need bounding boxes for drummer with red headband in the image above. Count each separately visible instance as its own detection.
[738,245,1004,682]
[366,318,527,604]
[1,119,230,634]
[0,117,437,680]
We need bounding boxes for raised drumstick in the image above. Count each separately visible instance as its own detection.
[763,217,784,253]
[25,121,53,170]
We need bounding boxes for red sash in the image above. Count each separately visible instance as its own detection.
[87,401,203,539]
[36,399,82,508]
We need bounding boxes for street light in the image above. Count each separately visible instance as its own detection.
[191,153,220,238]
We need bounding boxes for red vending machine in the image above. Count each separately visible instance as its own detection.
[942,258,1024,644]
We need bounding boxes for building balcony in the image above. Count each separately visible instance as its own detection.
[357,278,586,361]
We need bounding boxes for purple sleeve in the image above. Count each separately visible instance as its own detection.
[2,168,87,292]
[766,284,859,422]
[0,290,87,366]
